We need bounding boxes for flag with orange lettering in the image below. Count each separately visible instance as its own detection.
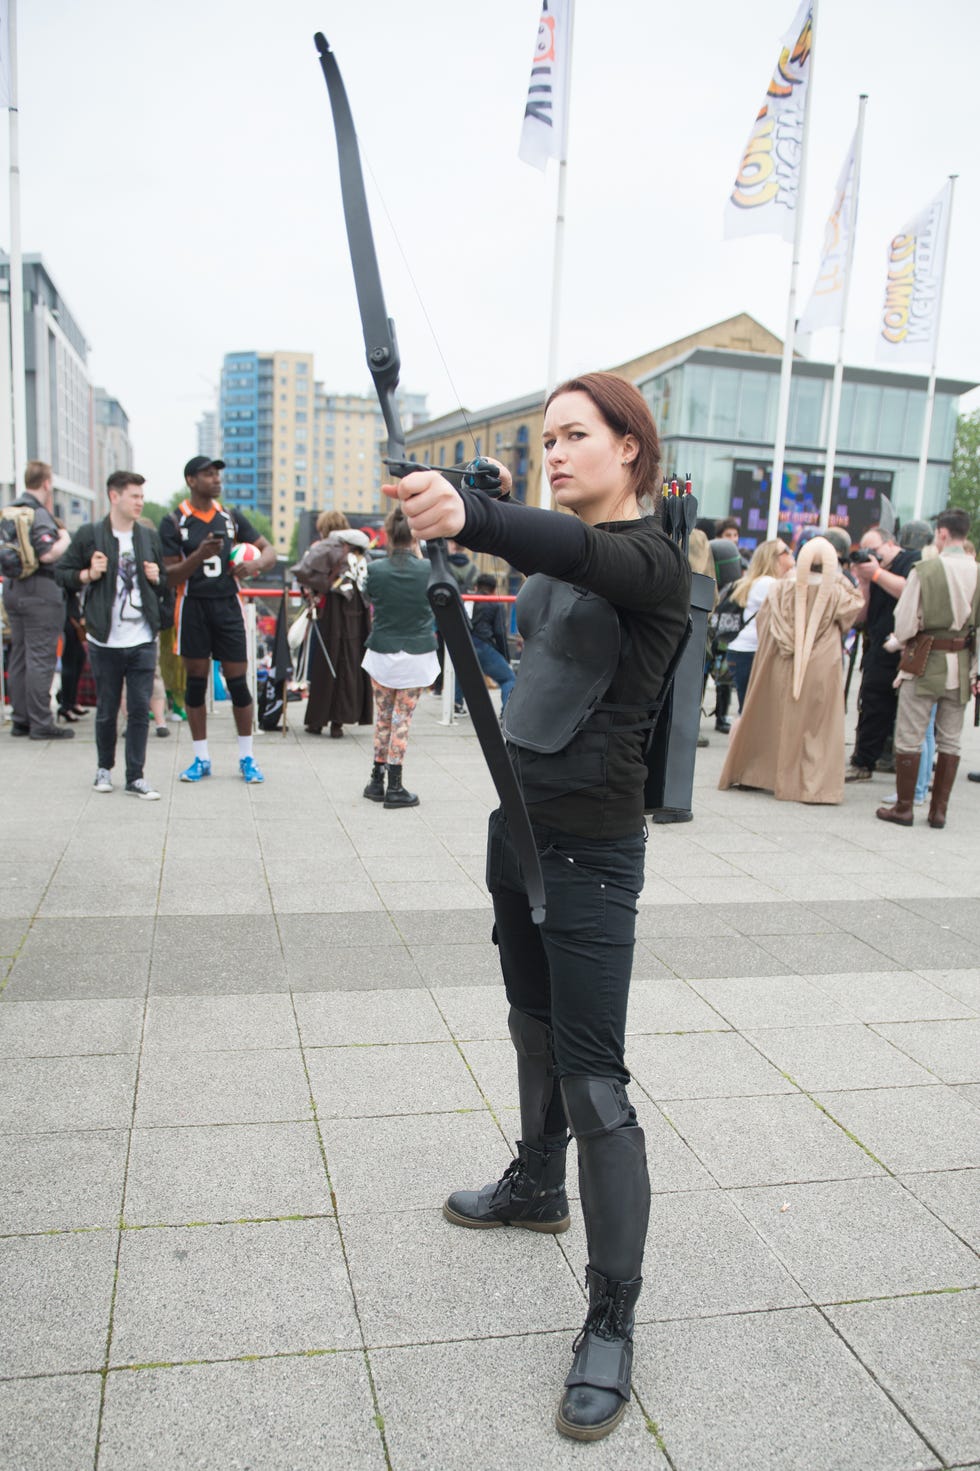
[798,132,857,333]
[875,182,952,364]
[518,0,572,171]
[724,0,814,242]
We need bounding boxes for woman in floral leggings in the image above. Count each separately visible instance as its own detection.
[360,505,439,809]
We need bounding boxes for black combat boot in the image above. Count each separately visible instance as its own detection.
[557,1076,650,1442]
[363,762,385,802]
[383,764,419,808]
[444,1008,570,1232]
[443,1137,570,1231]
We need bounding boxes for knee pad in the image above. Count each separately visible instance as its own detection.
[508,1007,553,1061]
[185,674,208,709]
[227,675,252,708]
[561,1075,632,1139]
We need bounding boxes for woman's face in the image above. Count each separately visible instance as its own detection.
[777,542,795,577]
[542,391,639,525]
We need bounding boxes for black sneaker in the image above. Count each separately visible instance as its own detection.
[10,722,29,737]
[30,725,74,740]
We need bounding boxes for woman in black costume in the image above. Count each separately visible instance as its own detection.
[388,373,690,1442]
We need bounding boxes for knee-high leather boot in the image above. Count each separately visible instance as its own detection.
[928,752,959,829]
[876,751,920,826]
[443,1008,569,1232]
[556,1075,650,1442]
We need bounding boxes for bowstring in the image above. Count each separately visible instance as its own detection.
[360,146,480,459]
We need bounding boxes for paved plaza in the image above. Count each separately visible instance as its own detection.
[1,696,979,1471]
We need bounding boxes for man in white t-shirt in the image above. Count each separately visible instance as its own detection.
[56,472,167,799]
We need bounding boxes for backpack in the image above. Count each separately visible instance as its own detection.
[709,582,753,653]
[0,504,39,580]
[256,667,284,731]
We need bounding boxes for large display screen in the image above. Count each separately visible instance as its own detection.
[729,464,895,550]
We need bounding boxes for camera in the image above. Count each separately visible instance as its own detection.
[848,548,882,566]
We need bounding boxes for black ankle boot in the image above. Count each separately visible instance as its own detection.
[384,763,419,808]
[556,1270,642,1441]
[363,762,385,802]
[443,1139,570,1232]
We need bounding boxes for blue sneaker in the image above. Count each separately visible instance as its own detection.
[179,756,212,783]
[239,755,264,784]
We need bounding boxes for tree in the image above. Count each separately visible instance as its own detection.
[141,501,170,528]
[288,520,300,562]
[948,408,980,544]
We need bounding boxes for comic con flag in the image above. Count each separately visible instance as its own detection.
[876,181,953,365]
[798,131,858,333]
[518,0,572,171]
[724,0,814,243]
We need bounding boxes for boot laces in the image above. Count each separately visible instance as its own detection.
[573,1291,627,1352]
[490,1155,525,1205]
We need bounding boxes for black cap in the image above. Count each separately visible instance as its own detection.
[184,456,225,480]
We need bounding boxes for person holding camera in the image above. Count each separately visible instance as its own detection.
[844,527,917,783]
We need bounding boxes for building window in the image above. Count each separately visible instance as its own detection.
[454,439,464,466]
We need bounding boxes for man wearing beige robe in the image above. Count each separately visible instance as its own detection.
[877,507,980,830]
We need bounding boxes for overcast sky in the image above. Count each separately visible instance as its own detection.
[6,0,979,498]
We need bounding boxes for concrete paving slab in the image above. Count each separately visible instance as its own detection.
[40,882,160,918]
[0,1373,102,1471]
[645,936,789,979]
[730,1176,980,1301]
[295,988,450,1046]
[630,1189,808,1320]
[807,969,975,1022]
[634,905,738,938]
[699,901,838,935]
[456,1036,522,1113]
[306,1040,484,1119]
[901,1169,980,1250]
[408,942,503,986]
[430,984,509,1040]
[389,909,495,946]
[287,945,424,991]
[689,974,855,1028]
[277,911,403,949]
[0,996,144,1055]
[917,967,980,1010]
[662,1093,882,1188]
[342,1208,582,1346]
[633,1307,936,1471]
[371,1333,665,1470]
[826,1292,980,1465]
[123,1121,331,1225]
[0,1229,118,1375]
[16,915,154,955]
[868,927,979,970]
[815,1086,980,1173]
[142,993,297,1051]
[744,1022,936,1091]
[134,1048,311,1127]
[0,1129,127,1232]
[98,1354,386,1471]
[753,933,897,972]
[874,1018,980,1084]
[0,1053,138,1133]
[156,879,273,916]
[0,918,31,955]
[627,1030,795,1101]
[111,1218,360,1365]
[323,1109,505,1215]
[625,976,728,1032]
[1,951,151,1001]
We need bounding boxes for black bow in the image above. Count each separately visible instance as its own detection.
[314,34,545,924]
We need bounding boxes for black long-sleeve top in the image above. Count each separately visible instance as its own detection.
[457,493,691,838]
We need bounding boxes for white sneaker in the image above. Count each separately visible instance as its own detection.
[93,769,113,793]
[125,778,160,801]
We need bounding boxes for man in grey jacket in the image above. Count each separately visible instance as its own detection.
[3,460,72,739]
[57,471,166,799]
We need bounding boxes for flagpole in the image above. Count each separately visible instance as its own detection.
[767,0,818,541]
[912,173,956,520]
[536,0,575,509]
[819,92,867,530]
[7,0,26,493]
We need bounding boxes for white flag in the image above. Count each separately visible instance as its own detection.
[518,0,572,171]
[724,0,813,242]
[798,132,857,333]
[0,1,12,110]
[876,181,953,364]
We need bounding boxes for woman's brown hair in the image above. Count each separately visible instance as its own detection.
[385,504,414,551]
[316,509,350,537]
[545,372,661,506]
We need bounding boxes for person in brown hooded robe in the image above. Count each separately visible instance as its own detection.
[298,510,374,737]
[718,536,864,804]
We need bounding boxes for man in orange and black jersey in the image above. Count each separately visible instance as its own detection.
[160,457,276,783]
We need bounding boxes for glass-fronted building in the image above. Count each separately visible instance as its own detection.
[641,348,975,548]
